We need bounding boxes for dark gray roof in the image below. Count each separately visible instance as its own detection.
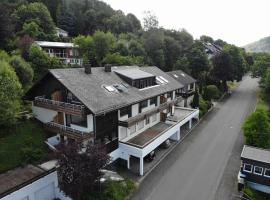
[114,68,155,80]
[49,66,183,115]
[167,70,196,86]
[0,165,48,197]
[241,145,270,164]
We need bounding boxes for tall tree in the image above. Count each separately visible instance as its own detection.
[242,109,270,148]
[0,61,22,127]
[57,143,110,200]
[13,2,56,36]
[143,11,159,31]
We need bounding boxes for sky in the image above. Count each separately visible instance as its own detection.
[102,0,270,46]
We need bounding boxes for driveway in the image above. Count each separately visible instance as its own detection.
[131,76,258,200]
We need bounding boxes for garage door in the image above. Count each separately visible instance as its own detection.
[34,183,55,200]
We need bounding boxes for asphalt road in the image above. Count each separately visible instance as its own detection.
[131,76,258,200]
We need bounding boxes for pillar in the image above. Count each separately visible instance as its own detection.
[140,157,144,176]
[189,119,192,129]
[127,156,130,169]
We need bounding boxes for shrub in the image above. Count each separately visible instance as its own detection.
[102,180,136,200]
[20,136,43,164]
[203,85,221,101]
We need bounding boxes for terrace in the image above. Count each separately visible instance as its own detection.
[119,107,199,175]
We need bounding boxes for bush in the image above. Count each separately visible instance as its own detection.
[243,187,270,200]
[199,97,212,117]
[203,85,221,101]
[102,180,135,200]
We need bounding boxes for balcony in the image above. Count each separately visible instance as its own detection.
[177,89,195,98]
[34,96,86,116]
[44,122,94,141]
[118,96,183,128]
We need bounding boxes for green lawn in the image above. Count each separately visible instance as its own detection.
[0,120,47,173]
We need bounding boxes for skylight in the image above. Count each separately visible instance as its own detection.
[104,85,116,92]
[156,76,165,84]
[159,76,169,83]
[173,74,178,78]
[181,73,185,77]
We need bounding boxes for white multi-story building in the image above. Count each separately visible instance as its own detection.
[25,65,199,176]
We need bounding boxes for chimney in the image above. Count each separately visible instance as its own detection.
[104,64,112,72]
[84,64,91,74]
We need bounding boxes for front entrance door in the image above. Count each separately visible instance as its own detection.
[53,112,64,125]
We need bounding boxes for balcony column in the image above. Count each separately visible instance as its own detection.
[139,156,144,176]
[127,155,130,169]
[189,119,192,129]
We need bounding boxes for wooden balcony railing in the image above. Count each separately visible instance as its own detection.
[44,122,93,141]
[119,96,183,127]
[34,96,86,116]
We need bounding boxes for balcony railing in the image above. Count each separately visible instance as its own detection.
[119,96,183,127]
[34,96,86,116]
[177,89,195,98]
[44,122,94,141]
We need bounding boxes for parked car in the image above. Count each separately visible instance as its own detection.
[160,139,171,149]
[144,151,156,162]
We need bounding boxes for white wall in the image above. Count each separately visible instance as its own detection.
[32,105,57,123]
[1,171,71,200]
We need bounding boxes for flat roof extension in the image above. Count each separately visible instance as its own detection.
[241,145,270,164]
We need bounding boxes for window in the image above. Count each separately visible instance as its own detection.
[120,106,131,117]
[151,114,157,122]
[254,166,263,175]
[150,97,157,106]
[167,92,173,99]
[146,116,150,125]
[264,168,270,177]
[159,76,169,83]
[104,85,116,92]
[130,125,136,134]
[243,163,253,173]
[137,121,144,130]
[139,100,148,112]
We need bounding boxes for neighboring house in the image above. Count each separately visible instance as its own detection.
[167,70,196,108]
[35,41,83,66]
[238,145,270,194]
[56,27,68,38]
[203,42,222,59]
[25,65,199,176]
[0,161,70,200]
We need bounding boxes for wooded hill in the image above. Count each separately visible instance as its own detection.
[244,36,270,53]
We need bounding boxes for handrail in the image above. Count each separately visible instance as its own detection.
[34,96,85,111]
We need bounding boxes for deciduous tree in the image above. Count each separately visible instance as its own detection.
[57,143,110,200]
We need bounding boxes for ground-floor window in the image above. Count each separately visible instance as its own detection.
[151,114,157,122]
[130,125,136,135]
[138,120,144,130]
[264,168,270,177]
[254,166,263,175]
[243,163,253,173]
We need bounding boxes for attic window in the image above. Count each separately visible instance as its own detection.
[104,85,116,92]
[181,73,185,77]
[173,74,178,78]
[114,84,128,93]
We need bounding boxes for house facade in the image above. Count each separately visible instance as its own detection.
[238,145,270,194]
[25,65,199,176]
[167,70,196,108]
[35,41,83,66]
